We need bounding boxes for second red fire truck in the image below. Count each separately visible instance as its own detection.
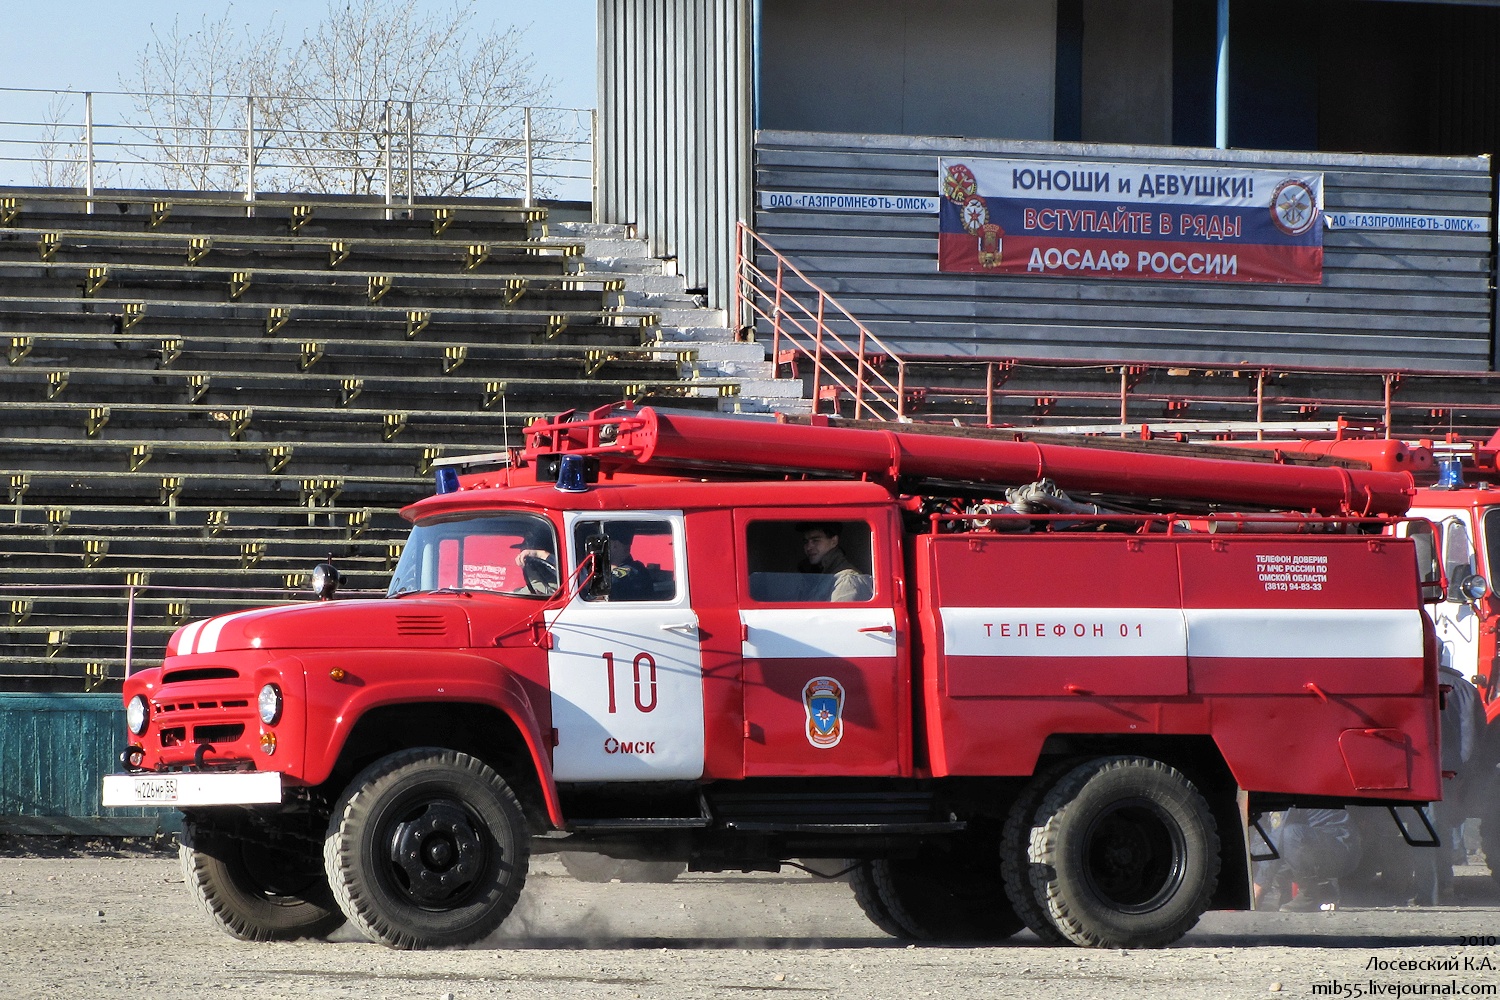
[104,405,1445,949]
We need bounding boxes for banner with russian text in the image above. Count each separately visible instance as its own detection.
[937,157,1323,284]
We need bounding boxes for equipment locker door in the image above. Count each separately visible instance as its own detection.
[546,510,706,781]
[736,509,905,776]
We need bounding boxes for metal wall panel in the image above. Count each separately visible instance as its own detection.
[0,694,174,834]
[598,0,753,309]
[753,130,1495,369]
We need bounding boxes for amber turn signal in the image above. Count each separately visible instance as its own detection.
[329,667,346,681]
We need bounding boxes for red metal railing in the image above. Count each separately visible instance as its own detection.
[734,221,908,421]
[733,222,1500,438]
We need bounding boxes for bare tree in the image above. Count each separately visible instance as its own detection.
[120,0,563,198]
[122,9,291,191]
[32,93,90,188]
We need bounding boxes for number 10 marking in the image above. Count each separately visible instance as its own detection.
[600,651,658,713]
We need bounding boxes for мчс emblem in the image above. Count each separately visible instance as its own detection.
[802,676,845,748]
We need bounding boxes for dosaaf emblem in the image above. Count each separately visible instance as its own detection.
[1270,178,1318,236]
[802,675,845,748]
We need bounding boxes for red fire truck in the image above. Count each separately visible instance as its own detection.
[103,405,1444,950]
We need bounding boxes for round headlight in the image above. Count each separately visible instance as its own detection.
[126,695,149,735]
[258,683,283,726]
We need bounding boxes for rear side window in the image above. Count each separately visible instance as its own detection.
[745,520,874,604]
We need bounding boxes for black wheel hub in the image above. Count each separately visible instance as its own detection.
[387,801,486,906]
[1082,798,1186,913]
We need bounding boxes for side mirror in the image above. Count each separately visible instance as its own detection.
[583,534,612,600]
[1447,571,1489,605]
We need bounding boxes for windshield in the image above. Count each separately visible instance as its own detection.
[387,513,559,598]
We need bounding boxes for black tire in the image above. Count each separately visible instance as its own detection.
[1029,756,1219,949]
[872,849,1026,942]
[559,854,684,884]
[180,820,345,942]
[848,861,909,938]
[324,748,530,949]
[1001,761,1080,946]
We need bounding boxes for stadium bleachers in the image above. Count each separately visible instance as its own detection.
[0,190,766,692]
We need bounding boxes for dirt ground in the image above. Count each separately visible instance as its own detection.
[1,840,1498,1000]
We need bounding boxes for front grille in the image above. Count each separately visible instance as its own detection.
[159,699,248,713]
[193,724,246,744]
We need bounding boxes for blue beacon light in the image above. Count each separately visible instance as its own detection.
[434,467,460,494]
[555,454,589,492]
[1434,458,1465,490]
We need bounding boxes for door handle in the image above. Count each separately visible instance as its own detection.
[858,624,895,634]
[660,621,698,635]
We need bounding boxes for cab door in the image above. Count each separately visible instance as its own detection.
[546,510,706,781]
[735,507,906,777]
[1410,507,1483,675]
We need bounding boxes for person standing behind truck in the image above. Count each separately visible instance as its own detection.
[796,522,873,603]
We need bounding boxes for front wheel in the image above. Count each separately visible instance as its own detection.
[324,748,530,949]
[180,820,345,941]
[1029,756,1219,949]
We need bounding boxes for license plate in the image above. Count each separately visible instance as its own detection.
[128,777,179,802]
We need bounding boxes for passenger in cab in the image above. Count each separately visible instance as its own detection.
[604,524,655,602]
[796,522,873,603]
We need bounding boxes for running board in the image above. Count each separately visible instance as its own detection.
[567,817,711,831]
[721,820,966,835]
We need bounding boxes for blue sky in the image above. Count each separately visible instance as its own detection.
[2,1,597,109]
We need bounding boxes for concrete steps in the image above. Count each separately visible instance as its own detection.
[550,222,808,414]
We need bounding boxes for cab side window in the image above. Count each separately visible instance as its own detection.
[745,520,874,604]
[572,518,677,602]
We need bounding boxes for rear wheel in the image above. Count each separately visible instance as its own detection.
[1001,761,1079,945]
[180,820,344,941]
[1029,756,1219,949]
[849,862,909,937]
[559,854,683,883]
[324,748,530,949]
[850,843,1025,942]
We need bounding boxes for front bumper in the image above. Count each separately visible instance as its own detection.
[101,771,283,807]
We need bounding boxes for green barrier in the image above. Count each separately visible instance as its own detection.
[0,693,178,835]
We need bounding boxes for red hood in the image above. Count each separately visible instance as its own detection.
[166,599,476,654]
